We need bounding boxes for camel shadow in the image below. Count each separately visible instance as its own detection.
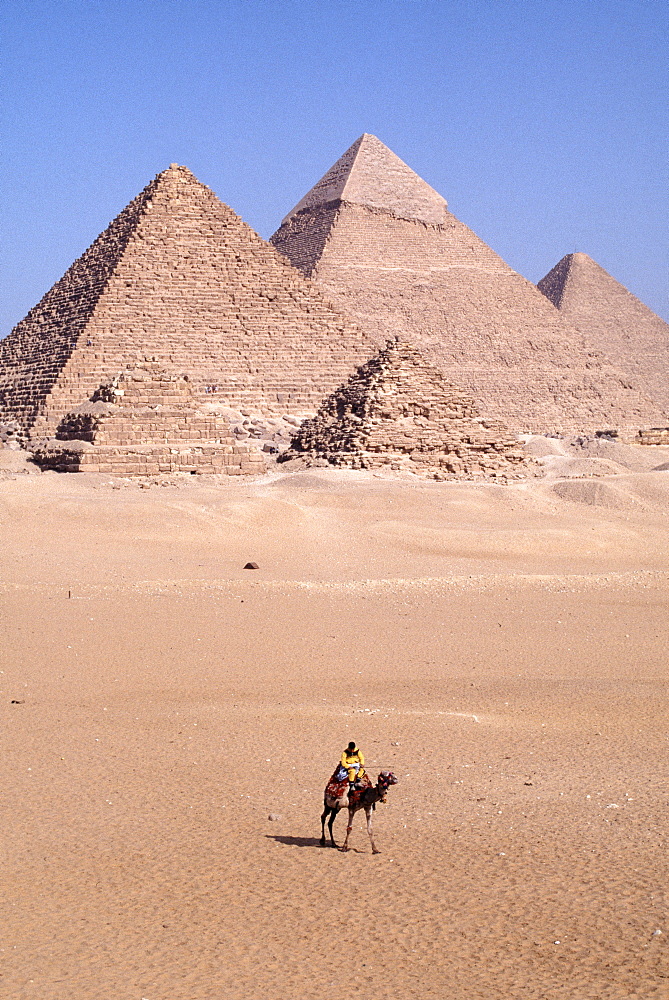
[265,834,328,849]
[266,835,365,853]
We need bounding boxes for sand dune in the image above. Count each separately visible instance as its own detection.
[1,462,667,998]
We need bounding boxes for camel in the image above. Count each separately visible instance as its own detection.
[320,770,398,853]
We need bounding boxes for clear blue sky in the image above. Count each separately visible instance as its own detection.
[2,0,667,332]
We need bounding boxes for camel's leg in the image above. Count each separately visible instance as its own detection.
[366,805,380,854]
[341,806,355,852]
[320,804,330,846]
[328,806,339,848]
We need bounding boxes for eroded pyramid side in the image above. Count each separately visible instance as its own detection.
[0,178,156,437]
[1,165,375,445]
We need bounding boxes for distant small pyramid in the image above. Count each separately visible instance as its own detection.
[538,253,669,413]
[282,133,449,227]
[33,363,265,475]
[281,339,528,479]
[271,138,665,435]
[0,164,373,444]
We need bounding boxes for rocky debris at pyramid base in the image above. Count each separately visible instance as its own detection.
[279,339,532,481]
[32,363,266,477]
[197,401,307,453]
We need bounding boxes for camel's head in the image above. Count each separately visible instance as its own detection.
[376,770,398,802]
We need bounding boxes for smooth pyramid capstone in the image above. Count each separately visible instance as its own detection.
[0,164,374,445]
[33,363,266,476]
[282,133,450,228]
[538,253,669,415]
[280,338,529,479]
[271,136,664,436]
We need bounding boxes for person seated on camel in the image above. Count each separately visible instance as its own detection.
[341,741,365,795]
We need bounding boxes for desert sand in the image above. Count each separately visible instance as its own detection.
[1,451,668,999]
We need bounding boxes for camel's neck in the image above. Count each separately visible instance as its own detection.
[367,785,385,804]
[351,782,389,810]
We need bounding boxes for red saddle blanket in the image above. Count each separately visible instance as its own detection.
[325,768,372,802]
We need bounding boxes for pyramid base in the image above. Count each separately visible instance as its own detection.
[280,447,530,481]
[33,441,266,476]
[637,428,669,446]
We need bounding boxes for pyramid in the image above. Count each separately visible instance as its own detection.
[33,363,265,475]
[280,339,528,479]
[271,136,664,435]
[538,253,669,414]
[0,164,374,445]
[282,132,450,229]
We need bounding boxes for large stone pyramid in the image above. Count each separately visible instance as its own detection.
[538,253,669,414]
[271,135,663,435]
[34,363,265,476]
[0,164,373,445]
[281,339,528,479]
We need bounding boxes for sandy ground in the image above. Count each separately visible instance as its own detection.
[1,455,668,999]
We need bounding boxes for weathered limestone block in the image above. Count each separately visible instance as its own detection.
[638,428,669,446]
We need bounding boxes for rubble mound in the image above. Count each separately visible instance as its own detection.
[33,363,265,476]
[280,340,529,479]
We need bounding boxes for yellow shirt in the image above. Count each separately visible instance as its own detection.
[341,748,364,769]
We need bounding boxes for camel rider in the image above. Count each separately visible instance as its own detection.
[341,741,365,793]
